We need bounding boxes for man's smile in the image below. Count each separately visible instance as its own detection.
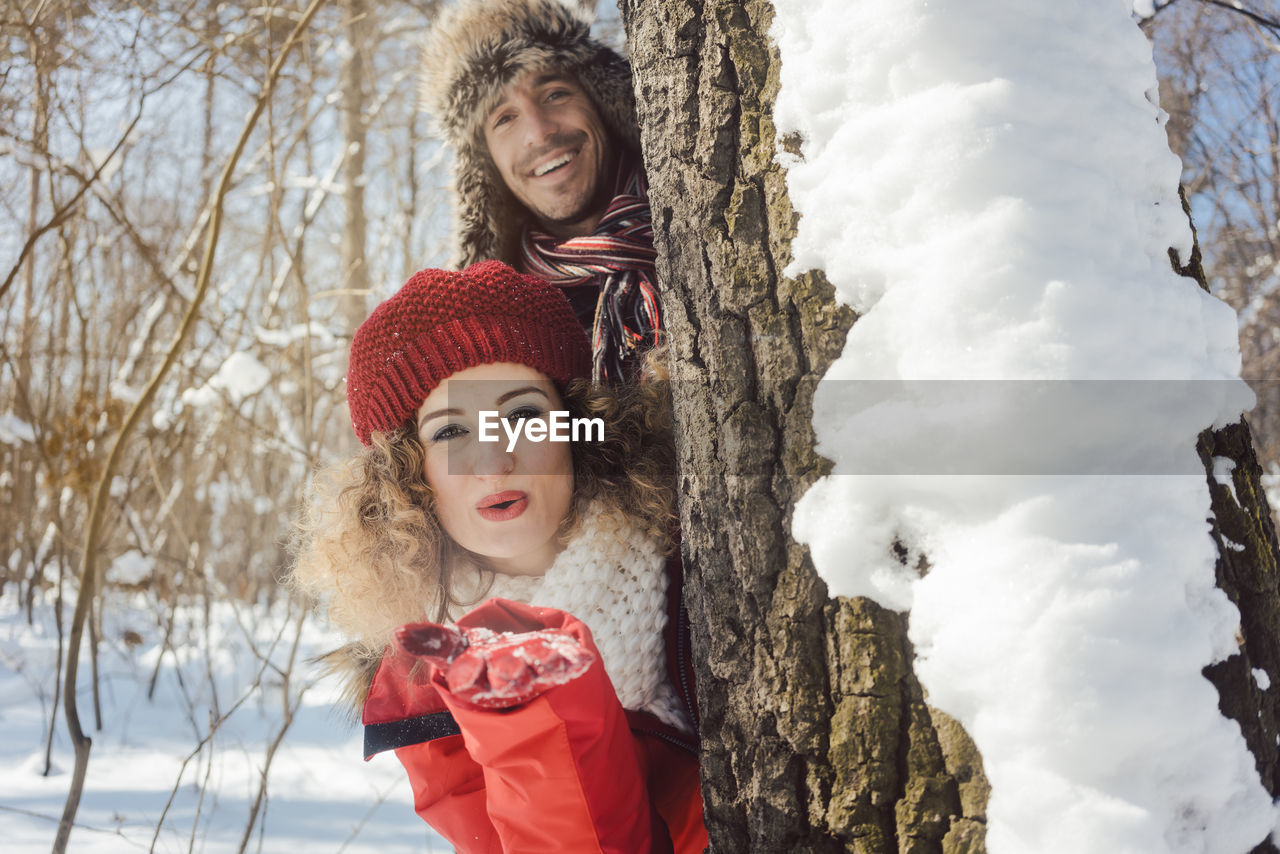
[532,150,577,177]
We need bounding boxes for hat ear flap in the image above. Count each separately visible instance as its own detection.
[452,136,527,268]
[581,50,640,154]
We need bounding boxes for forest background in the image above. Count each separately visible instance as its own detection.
[1,0,1278,851]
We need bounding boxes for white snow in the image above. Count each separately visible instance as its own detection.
[775,0,1275,851]
[256,321,339,348]
[1223,536,1247,553]
[0,588,445,853]
[1254,668,1271,691]
[107,550,153,586]
[0,413,36,445]
[1214,456,1239,505]
[182,351,272,409]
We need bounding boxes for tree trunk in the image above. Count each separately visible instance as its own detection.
[621,3,987,851]
[621,3,1280,853]
[339,0,370,333]
[1175,210,1280,832]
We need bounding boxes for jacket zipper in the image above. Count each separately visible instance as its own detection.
[677,595,698,730]
[637,724,699,756]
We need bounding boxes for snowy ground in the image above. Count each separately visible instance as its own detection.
[0,587,450,853]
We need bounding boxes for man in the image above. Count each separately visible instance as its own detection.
[419,0,660,383]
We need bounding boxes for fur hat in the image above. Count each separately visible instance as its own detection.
[419,0,640,267]
[346,260,592,445]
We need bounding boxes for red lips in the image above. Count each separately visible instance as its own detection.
[477,490,528,522]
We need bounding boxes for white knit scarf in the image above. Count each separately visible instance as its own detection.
[454,502,688,732]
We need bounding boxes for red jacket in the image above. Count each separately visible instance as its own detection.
[362,555,706,854]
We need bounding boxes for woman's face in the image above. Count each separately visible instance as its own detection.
[417,362,575,577]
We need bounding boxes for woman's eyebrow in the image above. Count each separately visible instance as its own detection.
[495,386,549,406]
[418,407,463,430]
[417,388,548,430]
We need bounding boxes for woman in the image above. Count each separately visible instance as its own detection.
[291,261,705,853]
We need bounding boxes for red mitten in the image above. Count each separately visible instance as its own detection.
[393,621,595,709]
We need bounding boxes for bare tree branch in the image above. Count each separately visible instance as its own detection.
[1199,0,1280,34]
[51,2,332,850]
[0,101,143,307]
[1145,0,1280,35]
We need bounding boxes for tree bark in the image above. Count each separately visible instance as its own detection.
[621,3,987,851]
[622,3,1280,853]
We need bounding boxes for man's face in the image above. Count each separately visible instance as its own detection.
[482,69,615,238]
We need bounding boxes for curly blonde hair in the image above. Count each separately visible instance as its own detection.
[290,361,675,657]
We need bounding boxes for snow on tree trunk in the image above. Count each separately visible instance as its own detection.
[623,0,1280,852]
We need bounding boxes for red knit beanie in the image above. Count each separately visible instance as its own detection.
[347,260,591,445]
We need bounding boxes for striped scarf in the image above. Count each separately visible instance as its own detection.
[520,159,661,383]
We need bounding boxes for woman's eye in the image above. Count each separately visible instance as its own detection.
[506,405,542,424]
[430,424,468,443]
